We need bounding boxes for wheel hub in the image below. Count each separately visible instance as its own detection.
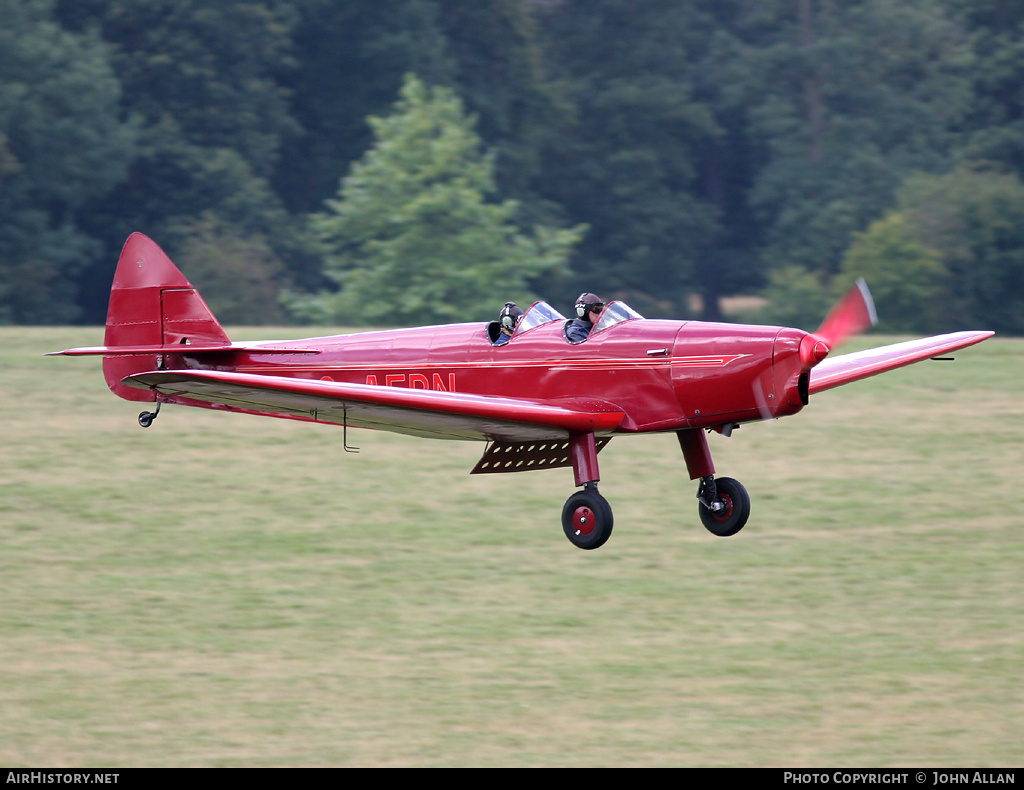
[709,493,733,522]
[572,506,595,535]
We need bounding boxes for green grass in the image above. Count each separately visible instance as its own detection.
[2,326,1022,766]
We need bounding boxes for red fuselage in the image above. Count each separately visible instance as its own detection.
[172,315,809,437]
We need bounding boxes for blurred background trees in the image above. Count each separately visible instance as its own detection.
[0,0,1020,333]
[286,75,582,325]
[0,0,135,323]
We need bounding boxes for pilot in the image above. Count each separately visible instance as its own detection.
[493,301,523,345]
[565,292,605,344]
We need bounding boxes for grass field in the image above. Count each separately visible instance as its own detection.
[2,326,1022,767]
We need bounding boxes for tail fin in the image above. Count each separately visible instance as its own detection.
[103,233,229,402]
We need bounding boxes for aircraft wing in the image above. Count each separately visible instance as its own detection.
[808,331,994,395]
[124,369,625,442]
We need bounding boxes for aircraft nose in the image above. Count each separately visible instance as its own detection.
[800,335,831,368]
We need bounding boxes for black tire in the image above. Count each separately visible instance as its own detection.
[698,477,750,537]
[138,411,155,428]
[562,488,614,550]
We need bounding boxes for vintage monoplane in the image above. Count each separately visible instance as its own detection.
[54,233,993,549]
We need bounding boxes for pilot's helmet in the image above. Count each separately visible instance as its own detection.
[575,292,605,319]
[499,301,524,331]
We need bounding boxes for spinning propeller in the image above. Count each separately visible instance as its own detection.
[799,278,877,370]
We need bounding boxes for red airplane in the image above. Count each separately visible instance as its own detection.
[53,233,993,549]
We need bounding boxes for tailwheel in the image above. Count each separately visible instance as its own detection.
[138,402,161,428]
[698,476,750,537]
[562,485,614,550]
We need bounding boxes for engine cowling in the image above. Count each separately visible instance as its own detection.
[770,327,815,419]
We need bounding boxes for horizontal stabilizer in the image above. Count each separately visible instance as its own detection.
[809,331,994,395]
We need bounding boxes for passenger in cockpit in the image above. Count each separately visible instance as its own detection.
[492,301,523,346]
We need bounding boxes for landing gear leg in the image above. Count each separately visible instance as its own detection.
[697,475,719,511]
[677,429,750,537]
[561,433,614,550]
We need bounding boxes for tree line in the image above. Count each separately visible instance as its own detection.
[2,0,1023,334]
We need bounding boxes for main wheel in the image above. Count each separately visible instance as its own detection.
[562,488,614,550]
[698,476,750,537]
